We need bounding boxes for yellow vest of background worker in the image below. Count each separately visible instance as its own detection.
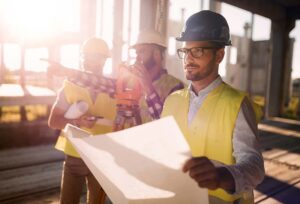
[162,82,254,203]
[55,80,116,158]
[139,73,184,123]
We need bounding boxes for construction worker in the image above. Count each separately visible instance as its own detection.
[49,30,185,123]
[161,10,265,204]
[48,37,116,204]
[126,29,185,122]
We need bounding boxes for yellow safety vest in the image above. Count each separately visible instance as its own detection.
[139,73,184,123]
[55,80,116,158]
[162,82,252,203]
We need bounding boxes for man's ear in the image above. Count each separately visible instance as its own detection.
[216,48,225,64]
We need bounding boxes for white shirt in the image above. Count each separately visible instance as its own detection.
[188,76,265,197]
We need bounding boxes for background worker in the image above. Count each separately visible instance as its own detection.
[48,37,116,204]
[49,30,185,122]
[161,10,265,204]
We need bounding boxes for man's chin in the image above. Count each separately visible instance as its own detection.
[186,74,204,81]
[185,72,196,80]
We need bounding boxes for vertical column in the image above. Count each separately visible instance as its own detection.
[139,0,168,33]
[139,0,157,31]
[80,0,97,40]
[155,0,168,35]
[265,18,295,117]
[246,14,254,96]
[20,46,25,87]
[209,0,221,13]
[282,19,295,110]
[20,46,27,121]
[0,44,3,84]
[112,0,124,71]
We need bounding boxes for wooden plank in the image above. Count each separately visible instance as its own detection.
[0,95,56,106]
[0,121,60,149]
[262,146,300,160]
[258,124,300,138]
[276,153,300,167]
[0,145,64,171]
[0,162,63,201]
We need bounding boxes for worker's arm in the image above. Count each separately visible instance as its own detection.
[67,72,116,97]
[48,89,96,130]
[57,63,183,120]
[224,98,265,194]
[42,58,79,79]
[48,106,97,130]
[48,105,78,130]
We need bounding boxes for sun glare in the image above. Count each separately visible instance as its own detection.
[3,0,67,41]
[1,0,80,72]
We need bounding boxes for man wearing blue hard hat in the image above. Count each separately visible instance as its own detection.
[162,10,264,204]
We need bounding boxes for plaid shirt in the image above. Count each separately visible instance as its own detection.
[69,70,183,119]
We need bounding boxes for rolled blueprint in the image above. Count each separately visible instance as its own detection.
[64,101,89,119]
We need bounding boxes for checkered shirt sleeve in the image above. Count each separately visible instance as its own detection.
[69,71,116,97]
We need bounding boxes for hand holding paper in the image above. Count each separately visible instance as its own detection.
[66,116,208,204]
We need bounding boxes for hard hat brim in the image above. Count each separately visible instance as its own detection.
[130,43,167,49]
[176,36,231,46]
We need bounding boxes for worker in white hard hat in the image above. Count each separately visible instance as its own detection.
[126,29,185,121]
[48,30,185,122]
[48,37,116,204]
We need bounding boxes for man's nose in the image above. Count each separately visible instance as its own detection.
[184,51,194,64]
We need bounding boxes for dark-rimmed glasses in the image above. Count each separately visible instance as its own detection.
[177,47,219,59]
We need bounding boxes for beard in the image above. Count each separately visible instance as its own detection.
[185,56,216,81]
[143,54,156,70]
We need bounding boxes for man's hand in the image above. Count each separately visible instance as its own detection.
[129,62,155,95]
[41,58,75,78]
[182,157,221,190]
[73,114,97,129]
[182,156,236,192]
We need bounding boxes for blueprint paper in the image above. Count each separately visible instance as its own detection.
[66,116,208,204]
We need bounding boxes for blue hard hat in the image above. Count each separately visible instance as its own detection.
[176,10,231,46]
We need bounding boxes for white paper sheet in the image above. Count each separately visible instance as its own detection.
[66,116,208,204]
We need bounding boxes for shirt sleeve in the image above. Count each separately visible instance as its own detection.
[69,71,116,97]
[146,82,184,119]
[69,70,185,120]
[52,86,70,111]
[224,98,265,195]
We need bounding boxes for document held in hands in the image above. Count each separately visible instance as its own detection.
[65,116,208,204]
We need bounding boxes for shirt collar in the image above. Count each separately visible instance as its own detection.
[188,76,223,97]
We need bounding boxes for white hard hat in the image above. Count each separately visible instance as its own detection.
[131,30,166,48]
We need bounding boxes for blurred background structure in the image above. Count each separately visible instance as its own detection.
[0,0,300,203]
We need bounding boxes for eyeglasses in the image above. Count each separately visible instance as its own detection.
[177,47,219,59]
